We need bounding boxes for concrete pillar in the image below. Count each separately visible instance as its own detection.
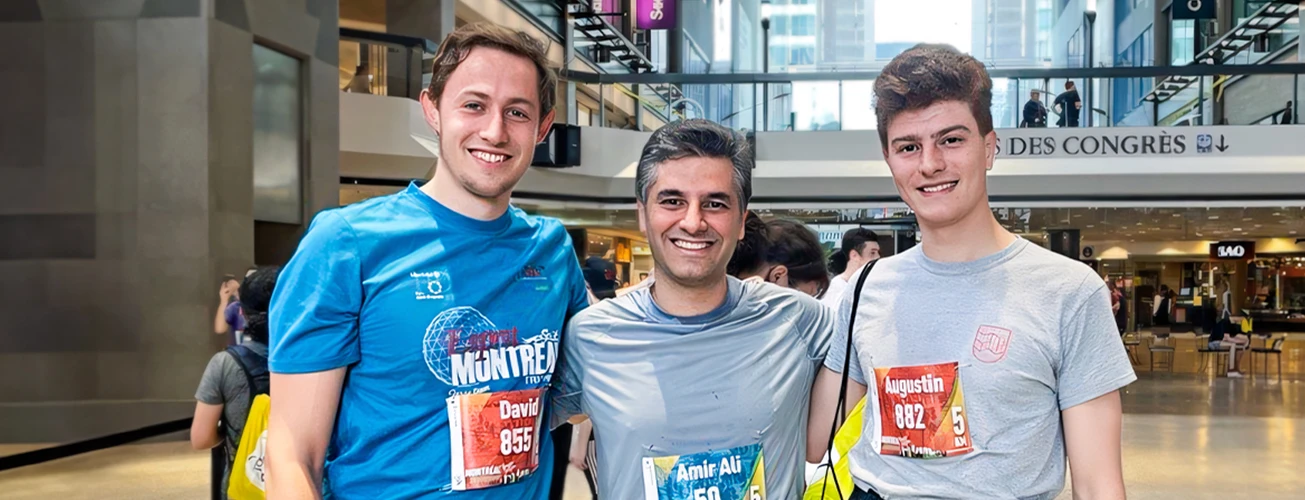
[0,0,339,443]
[386,0,455,97]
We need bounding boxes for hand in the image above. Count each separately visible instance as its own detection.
[219,280,239,300]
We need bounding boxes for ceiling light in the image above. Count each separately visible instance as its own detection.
[1234,228,1243,231]
[1291,231,1299,235]
[1209,216,1219,220]
[1086,225,1095,228]
[1243,217,1254,222]
[1273,212,1281,216]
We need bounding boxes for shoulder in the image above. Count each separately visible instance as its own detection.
[741,278,827,317]
[571,292,641,328]
[1009,242,1107,307]
[305,192,412,239]
[507,209,574,245]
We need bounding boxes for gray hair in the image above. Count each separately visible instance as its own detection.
[634,119,753,210]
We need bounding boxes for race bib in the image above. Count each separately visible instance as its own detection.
[447,388,545,490]
[873,362,973,459]
[641,443,766,500]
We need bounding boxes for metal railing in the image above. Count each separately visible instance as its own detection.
[565,64,1305,130]
[339,28,436,99]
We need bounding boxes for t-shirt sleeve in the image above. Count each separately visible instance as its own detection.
[1057,281,1137,410]
[268,210,364,374]
[195,352,230,405]
[800,295,837,361]
[565,250,591,317]
[550,314,587,429]
[224,302,241,329]
[822,280,866,385]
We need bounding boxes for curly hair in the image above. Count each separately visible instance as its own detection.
[874,43,993,147]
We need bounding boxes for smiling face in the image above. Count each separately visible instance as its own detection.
[420,46,554,204]
[884,100,997,230]
[637,156,746,289]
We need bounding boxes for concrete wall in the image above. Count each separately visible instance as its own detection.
[0,0,338,443]
[1223,51,1300,125]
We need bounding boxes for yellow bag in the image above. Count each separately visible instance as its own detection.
[1240,317,1253,334]
[227,394,270,500]
[803,397,867,500]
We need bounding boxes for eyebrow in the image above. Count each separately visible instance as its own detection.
[889,124,973,145]
[656,189,734,202]
[459,90,536,109]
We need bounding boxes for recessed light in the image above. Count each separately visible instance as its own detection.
[1291,231,1299,235]
[1234,228,1243,231]
[1255,224,1262,228]
[1209,216,1219,220]
[1273,212,1281,216]
[1086,225,1095,228]
[1173,213,1182,217]
[1243,218,1254,222]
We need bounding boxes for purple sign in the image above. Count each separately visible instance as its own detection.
[637,0,676,30]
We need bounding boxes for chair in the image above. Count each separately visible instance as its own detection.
[1197,335,1230,375]
[1122,333,1142,365]
[1148,326,1175,372]
[1250,338,1285,378]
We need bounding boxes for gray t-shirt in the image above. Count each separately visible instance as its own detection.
[824,239,1135,499]
[553,277,835,500]
[195,341,268,479]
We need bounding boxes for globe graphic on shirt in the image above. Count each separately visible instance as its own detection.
[422,306,497,386]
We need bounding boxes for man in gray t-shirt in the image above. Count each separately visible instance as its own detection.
[809,45,1134,500]
[553,119,835,500]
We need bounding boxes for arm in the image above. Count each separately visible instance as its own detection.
[215,294,231,335]
[266,369,347,500]
[569,418,593,469]
[190,402,224,450]
[1063,391,1126,500]
[807,366,867,462]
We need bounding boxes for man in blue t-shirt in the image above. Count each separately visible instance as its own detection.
[266,24,588,499]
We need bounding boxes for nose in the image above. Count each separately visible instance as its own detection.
[478,109,509,145]
[677,204,708,234]
[919,142,947,177]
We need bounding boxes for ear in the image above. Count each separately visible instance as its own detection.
[767,265,788,285]
[637,202,647,236]
[536,110,557,144]
[737,211,749,241]
[420,89,441,136]
[983,130,998,172]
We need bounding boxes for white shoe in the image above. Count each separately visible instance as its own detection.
[1227,371,1244,378]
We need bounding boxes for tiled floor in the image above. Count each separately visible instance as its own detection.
[1,373,1302,499]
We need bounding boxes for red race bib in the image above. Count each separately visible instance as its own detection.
[872,362,973,458]
[447,388,545,490]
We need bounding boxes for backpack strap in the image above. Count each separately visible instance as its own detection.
[224,345,270,408]
[820,259,879,499]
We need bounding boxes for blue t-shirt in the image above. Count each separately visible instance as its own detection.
[269,183,588,499]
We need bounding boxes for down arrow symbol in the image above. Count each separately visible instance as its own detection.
[1215,135,1229,152]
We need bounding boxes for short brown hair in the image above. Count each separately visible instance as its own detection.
[427,23,556,115]
[873,44,993,147]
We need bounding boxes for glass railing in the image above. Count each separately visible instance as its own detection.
[568,64,1305,130]
[338,28,437,99]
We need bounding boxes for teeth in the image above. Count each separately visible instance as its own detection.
[472,151,506,163]
[922,182,956,193]
[673,240,709,250]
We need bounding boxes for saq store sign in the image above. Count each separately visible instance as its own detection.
[994,128,1235,158]
[1210,241,1255,260]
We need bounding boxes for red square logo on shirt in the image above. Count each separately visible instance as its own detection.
[972,325,1012,363]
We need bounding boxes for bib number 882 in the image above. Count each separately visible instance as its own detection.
[893,403,926,430]
[499,427,534,456]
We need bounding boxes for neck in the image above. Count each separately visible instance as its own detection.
[919,205,1017,263]
[419,162,511,221]
[839,260,864,281]
[650,272,729,317]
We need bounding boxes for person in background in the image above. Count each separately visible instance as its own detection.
[1153,284,1172,327]
[215,267,257,346]
[1280,101,1295,125]
[1020,89,1048,128]
[584,249,621,299]
[731,218,830,297]
[343,63,372,94]
[191,266,280,494]
[638,272,649,283]
[726,211,772,282]
[823,228,881,309]
[1210,279,1249,377]
[1107,279,1124,334]
[1054,81,1082,127]
[266,23,588,500]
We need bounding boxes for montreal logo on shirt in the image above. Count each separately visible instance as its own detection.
[421,306,559,387]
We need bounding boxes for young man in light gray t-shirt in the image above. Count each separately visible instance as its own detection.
[809,45,1135,500]
[553,120,835,500]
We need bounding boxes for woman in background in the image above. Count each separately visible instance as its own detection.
[823,228,881,309]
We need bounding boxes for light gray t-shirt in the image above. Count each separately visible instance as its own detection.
[196,341,268,485]
[553,277,835,500]
[820,275,850,310]
[824,239,1135,500]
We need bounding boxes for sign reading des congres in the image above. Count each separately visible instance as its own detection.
[1210,241,1255,260]
[986,126,1305,159]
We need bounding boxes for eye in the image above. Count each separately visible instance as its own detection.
[704,201,728,210]
[463,102,484,111]
[897,144,920,153]
[508,108,530,120]
[942,136,964,145]
[660,199,685,207]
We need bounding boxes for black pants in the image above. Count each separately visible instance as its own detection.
[548,424,572,500]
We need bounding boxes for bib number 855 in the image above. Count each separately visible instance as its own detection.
[499,427,533,456]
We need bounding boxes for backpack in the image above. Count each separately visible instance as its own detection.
[224,345,270,500]
[805,260,878,500]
